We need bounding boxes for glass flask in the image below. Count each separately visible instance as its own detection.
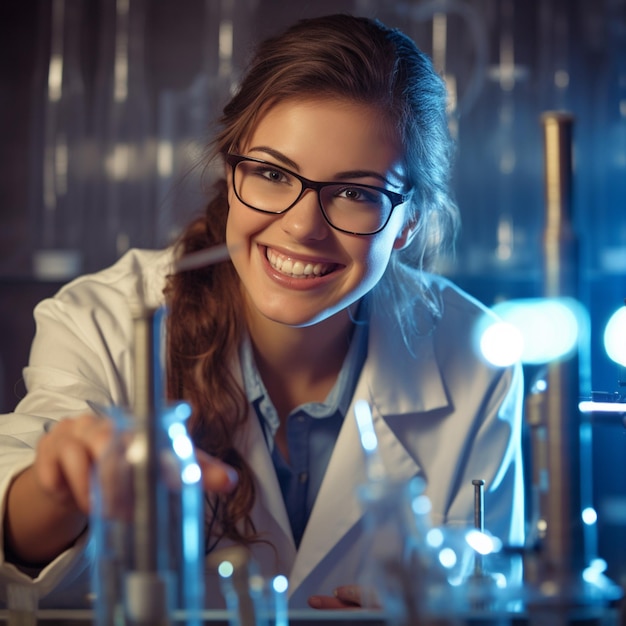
[357,475,521,626]
[356,476,448,625]
[91,400,204,626]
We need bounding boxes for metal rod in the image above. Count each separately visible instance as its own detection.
[131,307,160,573]
[472,479,485,577]
[472,478,485,532]
[539,111,584,580]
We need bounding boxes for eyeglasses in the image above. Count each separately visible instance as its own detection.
[226,154,409,236]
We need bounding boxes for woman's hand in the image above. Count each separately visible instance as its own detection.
[35,414,115,513]
[5,414,114,565]
[308,585,380,610]
[4,413,237,566]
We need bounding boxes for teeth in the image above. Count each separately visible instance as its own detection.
[266,249,331,278]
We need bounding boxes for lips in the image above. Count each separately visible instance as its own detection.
[265,247,337,278]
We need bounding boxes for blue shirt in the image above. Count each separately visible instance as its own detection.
[240,319,368,547]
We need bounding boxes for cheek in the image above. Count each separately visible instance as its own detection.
[352,234,397,280]
[226,196,277,245]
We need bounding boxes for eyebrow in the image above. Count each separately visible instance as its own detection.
[247,145,395,186]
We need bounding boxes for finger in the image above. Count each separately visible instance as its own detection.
[55,442,94,513]
[307,595,361,610]
[196,449,239,493]
[333,585,380,609]
[35,435,91,512]
[35,414,114,511]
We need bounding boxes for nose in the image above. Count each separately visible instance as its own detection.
[279,188,329,241]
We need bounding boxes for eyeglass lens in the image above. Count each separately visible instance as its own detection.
[234,159,393,235]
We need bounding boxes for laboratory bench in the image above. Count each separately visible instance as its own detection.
[0,608,622,625]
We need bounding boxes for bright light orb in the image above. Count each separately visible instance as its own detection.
[426,528,444,548]
[273,575,289,593]
[181,462,201,485]
[172,434,194,460]
[582,507,598,525]
[438,547,457,569]
[218,561,234,578]
[489,298,582,364]
[479,321,524,367]
[604,307,626,366]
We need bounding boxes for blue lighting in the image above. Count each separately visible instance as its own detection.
[582,507,598,525]
[579,400,626,414]
[411,494,432,516]
[168,421,186,440]
[218,561,234,578]
[354,400,377,452]
[484,297,584,365]
[172,434,194,460]
[426,528,444,548]
[582,558,608,584]
[174,401,192,420]
[438,547,457,568]
[181,462,201,485]
[272,575,289,593]
[465,529,502,555]
[479,321,524,367]
[604,307,626,366]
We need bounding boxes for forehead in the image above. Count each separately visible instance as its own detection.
[241,98,404,179]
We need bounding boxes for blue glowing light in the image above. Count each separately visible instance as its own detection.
[411,494,432,516]
[604,307,626,366]
[583,558,607,583]
[218,561,234,578]
[438,547,457,569]
[173,434,194,460]
[579,400,626,414]
[426,528,444,548]
[272,575,289,593]
[181,462,201,485]
[168,422,186,440]
[492,573,507,589]
[483,297,583,365]
[582,507,598,525]
[465,529,501,555]
[354,400,378,452]
[479,321,524,367]
[174,401,192,420]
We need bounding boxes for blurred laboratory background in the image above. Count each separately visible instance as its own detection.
[0,0,625,597]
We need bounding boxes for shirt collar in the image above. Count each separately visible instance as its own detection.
[239,312,369,438]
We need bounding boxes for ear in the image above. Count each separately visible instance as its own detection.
[392,216,419,250]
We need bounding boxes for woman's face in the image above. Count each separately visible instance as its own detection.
[226,98,412,328]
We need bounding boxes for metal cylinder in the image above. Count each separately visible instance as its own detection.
[131,307,161,575]
[538,111,584,580]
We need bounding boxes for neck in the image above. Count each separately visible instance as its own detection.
[248,309,354,378]
[245,304,356,420]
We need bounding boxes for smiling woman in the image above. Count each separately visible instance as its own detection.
[0,13,524,613]
[225,98,412,330]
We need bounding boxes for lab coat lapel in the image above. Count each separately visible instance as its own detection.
[237,406,296,558]
[288,309,449,592]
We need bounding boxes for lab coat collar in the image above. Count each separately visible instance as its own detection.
[363,299,449,416]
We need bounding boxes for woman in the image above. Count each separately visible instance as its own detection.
[0,13,524,610]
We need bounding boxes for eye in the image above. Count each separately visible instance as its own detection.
[336,186,383,205]
[253,165,291,184]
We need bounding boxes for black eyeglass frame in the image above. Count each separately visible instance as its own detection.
[225,153,410,236]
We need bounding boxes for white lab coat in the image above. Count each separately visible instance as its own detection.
[0,248,524,609]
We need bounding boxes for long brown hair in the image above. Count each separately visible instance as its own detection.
[165,14,458,548]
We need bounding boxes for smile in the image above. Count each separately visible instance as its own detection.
[266,248,337,278]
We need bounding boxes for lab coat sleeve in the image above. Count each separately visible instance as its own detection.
[0,266,141,606]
